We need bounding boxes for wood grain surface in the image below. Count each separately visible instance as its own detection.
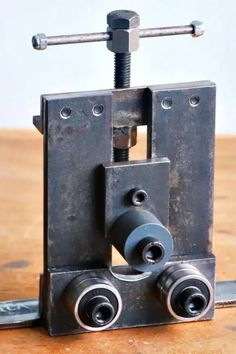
[0,129,236,354]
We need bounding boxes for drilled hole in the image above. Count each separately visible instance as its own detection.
[60,107,72,119]
[94,305,113,325]
[161,97,173,110]
[93,104,104,116]
[131,189,148,206]
[143,244,164,264]
[135,192,145,204]
[189,95,200,107]
[187,296,205,314]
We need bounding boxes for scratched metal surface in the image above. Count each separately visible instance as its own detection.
[0,299,39,329]
[42,91,113,270]
[148,81,216,256]
[44,258,215,336]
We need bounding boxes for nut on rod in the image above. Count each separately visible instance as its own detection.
[32,21,204,50]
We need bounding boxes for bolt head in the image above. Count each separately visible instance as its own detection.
[191,21,205,37]
[107,10,140,29]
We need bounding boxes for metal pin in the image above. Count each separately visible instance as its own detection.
[32,22,204,50]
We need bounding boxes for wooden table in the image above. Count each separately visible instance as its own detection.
[0,130,236,354]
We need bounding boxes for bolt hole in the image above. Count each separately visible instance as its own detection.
[189,95,200,107]
[143,244,164,264]
[135,192,145,204]
[161,97,173,110]
[131,189,148,206]
[187,296,205,314]
[93,304,114,325]
[60,107,72,119]
[93,104,104,116]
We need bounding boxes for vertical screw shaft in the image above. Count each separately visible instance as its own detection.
[114,53,131,89]
[113,148,129,162]
[113,53,131,162]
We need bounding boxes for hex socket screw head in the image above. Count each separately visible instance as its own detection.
[191,21,205,37]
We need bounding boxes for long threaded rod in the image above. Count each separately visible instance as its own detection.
[113,53,131,162]
[114,53,131,89]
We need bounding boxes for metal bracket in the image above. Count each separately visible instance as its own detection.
[0,281,235,329]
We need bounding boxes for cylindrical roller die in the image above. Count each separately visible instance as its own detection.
[64,274,122,331]
[110,210,173,272]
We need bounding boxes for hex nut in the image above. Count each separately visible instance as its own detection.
[107,10,140,53]
[191,21,205,37]
[107,27,139,53]
[113,125,137,149]
[107,10,140,29]
[32,33,48,50]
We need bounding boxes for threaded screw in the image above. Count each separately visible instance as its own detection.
[113,148,129,162]
[113,53,131,162]
[114,53,131,89]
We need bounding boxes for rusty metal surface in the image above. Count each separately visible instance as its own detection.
[42,90,113,270]
[1,280,235,330]
[112,87,147,126]
[147,81,216,257]
[43,257,215,336]
[104,158,170,233]
[39,82,217,335]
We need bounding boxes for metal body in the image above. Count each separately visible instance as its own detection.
[35,81,217,335]
[1,280,235,329]
[42,258,215,336]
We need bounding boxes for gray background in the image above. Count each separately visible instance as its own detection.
[1,0,235,133]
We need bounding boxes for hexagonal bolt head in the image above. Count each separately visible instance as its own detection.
[191,21,205,37]
[107,10,140,29]
[32,33,48,50]
[107,10,140,53]
[113,125,137,149]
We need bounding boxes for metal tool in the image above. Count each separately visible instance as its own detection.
[1,281,236,329]
[32,11,204,162]
[32,22,204,50]
[0,9,235,335]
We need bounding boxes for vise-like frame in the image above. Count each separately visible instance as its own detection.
[0,10,235,336]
